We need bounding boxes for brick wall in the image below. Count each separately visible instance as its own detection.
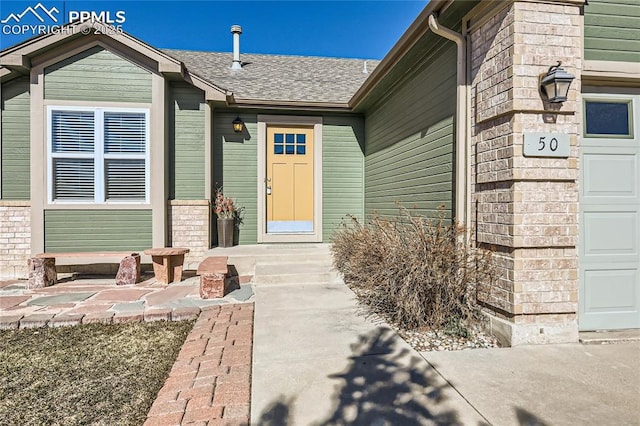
[469,1,582,345]
[168,200,211,268]
[0,201,31,279]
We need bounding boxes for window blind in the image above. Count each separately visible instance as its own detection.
[104,112,146,153]
[105,159,145,200]
[52,158,95,200]
[51,111,95,153]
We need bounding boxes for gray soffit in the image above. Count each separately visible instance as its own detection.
[163,49,379,105]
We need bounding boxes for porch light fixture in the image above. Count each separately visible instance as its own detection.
[540,62,575,103]
[232,116,244,133]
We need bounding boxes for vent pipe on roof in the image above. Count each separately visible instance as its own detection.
[231,25,242,70]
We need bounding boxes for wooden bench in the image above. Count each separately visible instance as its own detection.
[28,252,141,289]
[197,256,230,299]
[143,247,190,285]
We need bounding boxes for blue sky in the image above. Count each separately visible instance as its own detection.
[1,1,428,58]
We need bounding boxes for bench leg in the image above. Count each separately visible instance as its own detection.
[200,273,227,299]
[151,254,186,284]
[151,255,170,285]
[27,258,57,289]
[172,254,185,283]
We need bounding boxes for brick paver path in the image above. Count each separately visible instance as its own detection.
[145,303,254,426]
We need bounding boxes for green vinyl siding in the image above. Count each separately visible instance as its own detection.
[169,83,205,199]
[44,46,152,102]
[44,210,152,252]
[1,77,30,200]
[359,0,475,221]
[584,0,640,62]
[364,43,456,220]
[213,111,258,244]
[323,116,365,240]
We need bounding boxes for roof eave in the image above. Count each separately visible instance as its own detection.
[230,98,353,111]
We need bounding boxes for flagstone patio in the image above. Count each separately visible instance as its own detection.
[0,272,254,330]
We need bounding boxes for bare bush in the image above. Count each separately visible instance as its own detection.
[331,207,495,335]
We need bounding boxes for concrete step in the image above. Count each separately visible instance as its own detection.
[253,262,337,285]
[201,244,335,276]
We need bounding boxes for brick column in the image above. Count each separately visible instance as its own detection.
[469,1,582,345]
[0,201,31,279]
[168,200,211,269]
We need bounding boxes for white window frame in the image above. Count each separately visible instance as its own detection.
[46,106,150,204]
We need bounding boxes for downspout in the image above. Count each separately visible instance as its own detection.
[428,14,470,241]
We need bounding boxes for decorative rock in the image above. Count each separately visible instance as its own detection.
[27,257,57,289]
[115,254,141,285]
[200,273,228,299]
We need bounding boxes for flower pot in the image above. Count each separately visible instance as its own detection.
[217,217,234,248]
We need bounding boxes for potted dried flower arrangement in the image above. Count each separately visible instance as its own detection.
[214,188,239,247]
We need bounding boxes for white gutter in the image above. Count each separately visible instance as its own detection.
[428,14,469,238]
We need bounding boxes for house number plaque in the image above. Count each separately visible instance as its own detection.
[523,133,570,158]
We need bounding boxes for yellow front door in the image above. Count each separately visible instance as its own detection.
[266,126,314,233]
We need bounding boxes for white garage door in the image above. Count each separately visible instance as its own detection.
[580,90,640,331]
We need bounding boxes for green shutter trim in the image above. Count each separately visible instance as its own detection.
[169,83,206,199]
[44,210,152,252]
[213,111,258,244]
[44,46,152,102]
[1,77,30,200]
[584,0,640,62]
[323,116,365,241]
[364,42,457,221]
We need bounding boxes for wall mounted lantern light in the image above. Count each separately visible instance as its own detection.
[540,62,575,103]
[232,116,244,133]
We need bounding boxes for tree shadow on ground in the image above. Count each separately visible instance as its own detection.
[257,327,471,425]
[514,407,550,426]
[321,327,460,425]
[256,395,295,426]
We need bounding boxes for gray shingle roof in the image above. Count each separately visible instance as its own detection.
[163,49,379,105]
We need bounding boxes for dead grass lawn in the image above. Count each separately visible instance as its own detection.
[0,321,193,425]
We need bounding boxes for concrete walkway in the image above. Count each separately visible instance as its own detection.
[252,282,489,425]
[250,245,486,425]
[247,244,640,426]
[422,342,640,425]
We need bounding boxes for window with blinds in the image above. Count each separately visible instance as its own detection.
[48,107,149,203]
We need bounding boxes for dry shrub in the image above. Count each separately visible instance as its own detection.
[331,206,495,335]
